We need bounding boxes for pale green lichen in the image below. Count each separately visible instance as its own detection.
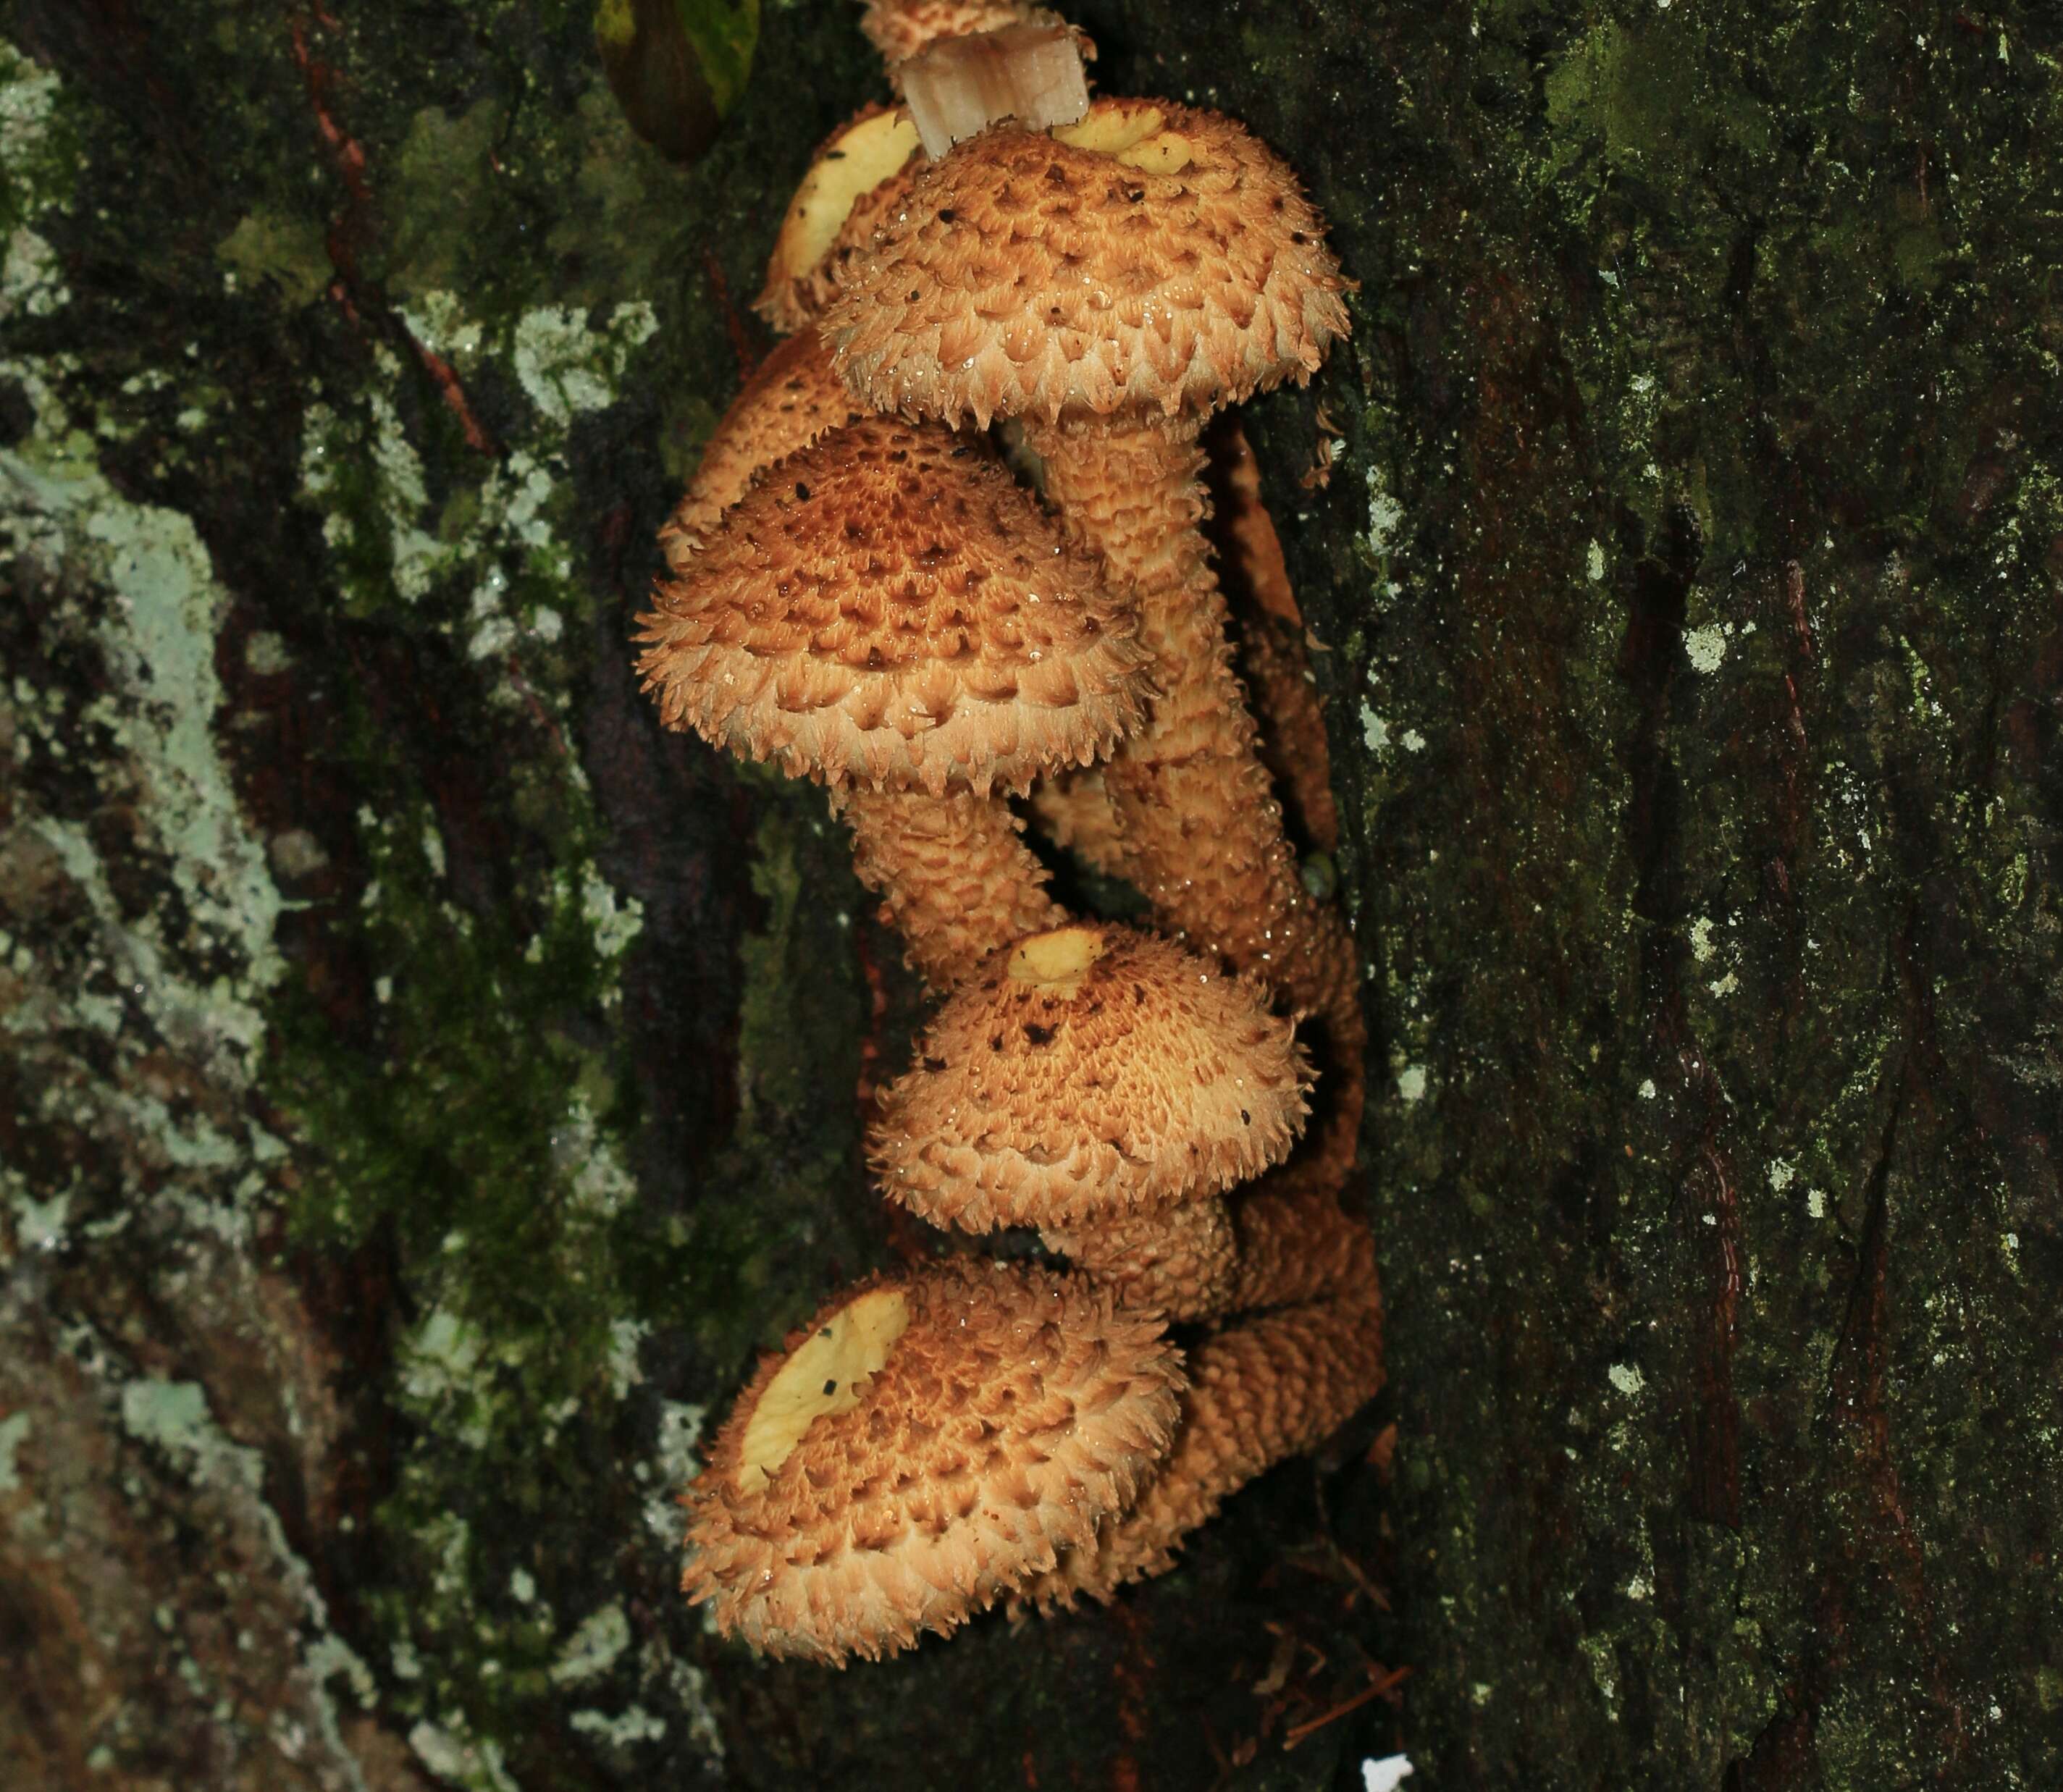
[1,356,289,1266]
[113,1371,379,1758]
[511,302,660,428]
[548,1603,631,1688]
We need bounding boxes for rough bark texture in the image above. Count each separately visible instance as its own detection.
[1,3,2056,1791]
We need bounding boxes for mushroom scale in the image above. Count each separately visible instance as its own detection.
[869,921,1311,1232]
[1038,1192,1239,1321]
[860,0,1041,70]
[839,785,1064,988]
[657,330,867,564]
[683,1260,1183,1664]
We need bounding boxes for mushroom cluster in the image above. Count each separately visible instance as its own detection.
[641,0,1383,1664]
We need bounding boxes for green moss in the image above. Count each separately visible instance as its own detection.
[381,101,512,303]
[215,209,332,309]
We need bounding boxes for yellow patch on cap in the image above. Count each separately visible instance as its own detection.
[736,1287,911,1491]
[1054,106,1193,173]
[1007,923,1106,993]
[765,110,922,299]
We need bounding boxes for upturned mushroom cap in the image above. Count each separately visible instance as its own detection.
[756,106,922,333]
[636,414,1152,796]
[682,1260,1182,1664]
[826,97,1350,429]
[657,330,865,565]
[869,921,1311,1231]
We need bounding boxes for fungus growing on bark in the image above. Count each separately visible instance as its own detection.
[655,35,1385,1659]
[636,414,1150,984]
[868,921,1310,1233]
[1028,1185,1384,1607]
[683,1260,1183,1663]
[824,98,1359,1023]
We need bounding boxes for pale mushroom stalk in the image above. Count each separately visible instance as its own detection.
[1238,610,1341,859]
[1026,417,1332,875]
[1024,765,1126,876]
[1037,1195,1238,1321]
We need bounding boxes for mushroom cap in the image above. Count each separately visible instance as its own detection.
[827,97,1350,429]
[860,0,1037,67]
[657,330,865,567]
[869,921,1311,1231]
[636,414,1151,796]
[682,1259,1182,1664]
[756,105,923,334]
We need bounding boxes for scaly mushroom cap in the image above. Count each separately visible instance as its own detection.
[870,922,1311,1231]
[682,1260,1182,1663]
[636,414,1152,796]
[827,97,1350,429]
[657,331,865,566]
[860,0,1040,67]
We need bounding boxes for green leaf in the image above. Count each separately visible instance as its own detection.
[674,0,759,118]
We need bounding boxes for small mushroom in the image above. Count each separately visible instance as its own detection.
[682,1259,1183,1662]
[868,921,1311,1234]
[636,416,1152,985]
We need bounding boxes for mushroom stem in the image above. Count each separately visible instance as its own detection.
[839,788,1065,988]
[1038,1195,1237,1321]
[1238,611,1340,857]
[897,19,1091,160]
[1024,765,1125,875]
[1027,1197,1383,1606]
[1020,412,1368,1156]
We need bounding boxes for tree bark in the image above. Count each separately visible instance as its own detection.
[2,3,2057,1790]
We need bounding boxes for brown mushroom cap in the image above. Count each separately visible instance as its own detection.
[826,97,1350,429]
[682,1260,1182,1663]
[657,331,865,567]
[636,414,1151,796]
[869,921,1311,1231]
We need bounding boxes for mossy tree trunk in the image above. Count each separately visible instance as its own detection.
[1,2,2056,1790]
